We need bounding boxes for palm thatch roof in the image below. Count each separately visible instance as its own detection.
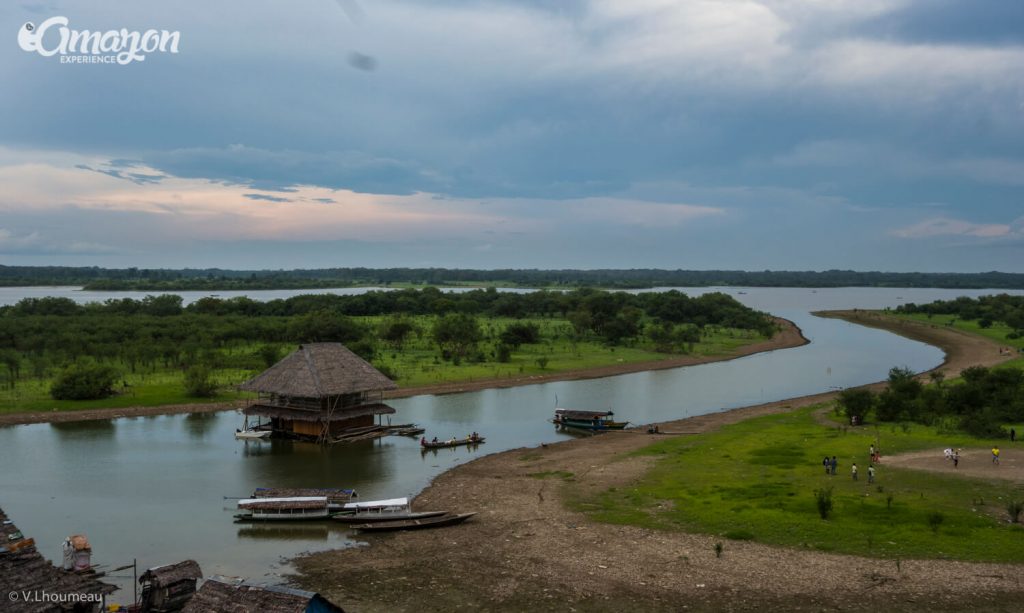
[239,343,397,398]
[1,506,117,612]
[245,403,394,422]
[182,577,345,613]
[139,559,202,587]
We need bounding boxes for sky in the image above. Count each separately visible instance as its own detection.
[1,0,1022,272]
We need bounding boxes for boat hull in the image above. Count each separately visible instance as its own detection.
[332,510,448,524]
[420,437,485,450]
[353,512,477,532]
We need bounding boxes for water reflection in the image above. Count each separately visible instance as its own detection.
[2,287,1022,596]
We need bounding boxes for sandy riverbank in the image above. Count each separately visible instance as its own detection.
[0,317,806,427]
[294,312,1023,612]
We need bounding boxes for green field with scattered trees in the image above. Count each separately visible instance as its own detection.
[0,288,775,414]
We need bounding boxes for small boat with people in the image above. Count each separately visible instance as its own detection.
[331,497,446,523]
[352,512,477,533]
[553,408,628,432]
[420,433,485,450]
[235,496,331,522]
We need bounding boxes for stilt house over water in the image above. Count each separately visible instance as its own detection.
[239,343,398,443]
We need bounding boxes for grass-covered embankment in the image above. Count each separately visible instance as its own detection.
[577,404,1024,563]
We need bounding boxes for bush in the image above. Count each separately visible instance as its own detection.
[815,487,834,520]
[495,343,512,363]
[183,364,218,397]
[50,360,119,400]
[927,511,944,534]
[1008,501,1023,524]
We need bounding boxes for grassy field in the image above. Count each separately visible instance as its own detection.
[368,316,765,388]
[0,316,768,415]
[573,404,1024,563]
[895,312,1023,351]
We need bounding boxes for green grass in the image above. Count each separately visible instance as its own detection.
[571,404,1024,562]
[0,315,769,415]
[896,313,1024,351]
[0,368,255,414]
[370,316,765,388]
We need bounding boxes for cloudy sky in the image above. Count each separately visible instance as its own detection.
[1,0,1022,271]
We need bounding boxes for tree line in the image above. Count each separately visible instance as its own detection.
[3,265,1024,290]
[896,294,1024,339]
[837,366,1023,438]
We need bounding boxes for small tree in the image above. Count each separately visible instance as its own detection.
[183,364,218,398]
[257,345,282,368]
[836,389,874,424]
[432,313,482,360]
[927,511,944,534]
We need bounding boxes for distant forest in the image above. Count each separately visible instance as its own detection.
[2,265,1023,290]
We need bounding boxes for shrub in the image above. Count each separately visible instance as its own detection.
[495,343,512,363]
[927,511,945,534]
[714,542,723,558]
[535,356,549,369]
[1008,501,1023,524]
[183,364,218,398]
[50,360,119,400]
[815,487,834,520]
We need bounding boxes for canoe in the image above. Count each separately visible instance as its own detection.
[353,512,477,532]
[333,510,448,524]
[420,437,485,450]
[235,429,272,440]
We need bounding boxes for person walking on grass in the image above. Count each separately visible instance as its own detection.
[869,444,875,463]
[823,456,831,475]
[852,463,858,481]
[867,465,875,484]
[953,450,959,468]
[1012,428,1017,443]
[831,456,838,475]
[992,446,1000,465]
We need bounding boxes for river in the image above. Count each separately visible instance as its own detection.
[0,286,1019,599]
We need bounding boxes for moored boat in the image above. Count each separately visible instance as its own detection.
[352,512,477,533]
[252,487,357,512]
[553,408,628,431]
[235,496,330,522]
[419,434,485,449]
[235,429,272,440]
[331,497,448,523]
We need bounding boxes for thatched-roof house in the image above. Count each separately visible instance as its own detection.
[0,506,116,612]
[139,559,202,612]
[181,577,344,613]
[239,343,397,442]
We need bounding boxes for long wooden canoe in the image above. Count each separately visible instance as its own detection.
[420,436,485,450]
[352,512,477,533]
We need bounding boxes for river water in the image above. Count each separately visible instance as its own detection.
[0,286,1019,597]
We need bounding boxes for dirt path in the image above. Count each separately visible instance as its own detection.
[884,447,1024,483]
[0,317,806,427]
[294,312,1024,612]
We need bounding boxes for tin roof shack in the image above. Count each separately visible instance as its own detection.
[139,560,202,613]
[240,343,398,443]
[182,577,344,613]
[0,506,116,612]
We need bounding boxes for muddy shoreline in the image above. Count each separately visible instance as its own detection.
[0,317,806,427]
[293,312,1022,612]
